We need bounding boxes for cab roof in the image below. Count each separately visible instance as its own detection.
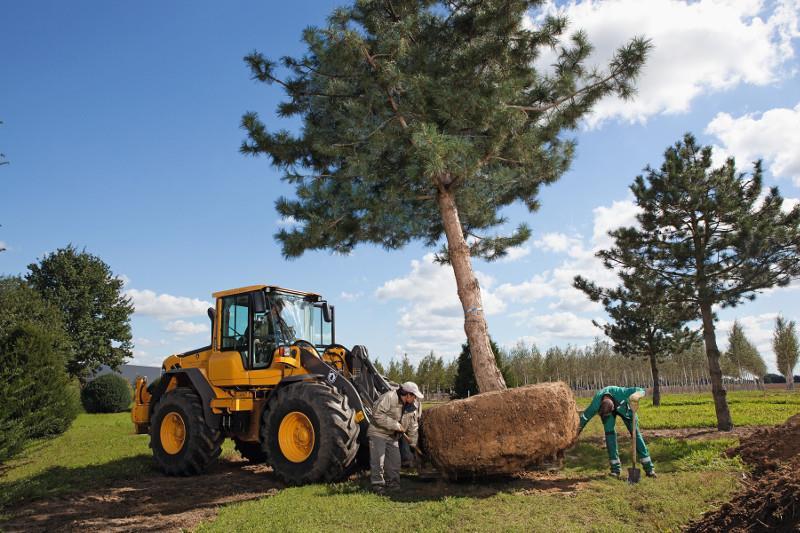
[212,285,321,300]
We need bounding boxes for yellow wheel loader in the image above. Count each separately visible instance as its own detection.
[131,284,392,484]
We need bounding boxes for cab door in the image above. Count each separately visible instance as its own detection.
[208,293,250,386]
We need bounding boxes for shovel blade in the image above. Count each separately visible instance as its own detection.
[627,467,641,484]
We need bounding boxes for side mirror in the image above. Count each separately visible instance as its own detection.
[322,302,333,323]
[207,307,216,324]
[252,291,267,314]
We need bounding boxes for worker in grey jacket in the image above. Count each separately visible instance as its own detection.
[367,381,422,492]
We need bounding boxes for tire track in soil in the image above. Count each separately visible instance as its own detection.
[1,458,283,532]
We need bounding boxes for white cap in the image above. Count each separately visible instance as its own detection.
[400,381,424,400]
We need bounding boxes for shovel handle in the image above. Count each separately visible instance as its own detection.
[631,404,637,466]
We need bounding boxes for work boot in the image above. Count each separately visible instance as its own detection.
[370,484,386,494]
[385,480,401,492]
[645,469,657,478]
[609,470,621,479]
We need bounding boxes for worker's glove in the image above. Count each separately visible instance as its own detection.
[629,390,644,403]
[394,422,405,432]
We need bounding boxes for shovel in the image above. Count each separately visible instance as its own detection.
[627,403,641,484]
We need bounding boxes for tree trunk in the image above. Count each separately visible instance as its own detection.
[699,302,733,431]
[648,352,661,407]
[788,365,795,391]
[436,186,506,393]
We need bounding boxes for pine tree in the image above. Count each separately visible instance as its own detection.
[600,134,800,430]
[241,0,650,393]
[453,337,508,398]
[574,270,696,406]
[723,321,766,385]
[773,316,799,390]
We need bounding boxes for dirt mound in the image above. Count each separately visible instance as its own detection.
[685,457,800,532]
[725,412,800,474]
[685,412,800,532]
[421,382,578,478]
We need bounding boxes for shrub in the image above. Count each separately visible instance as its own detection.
[0,325,82,461]
[0,277,80,463]
[81,373,132,413]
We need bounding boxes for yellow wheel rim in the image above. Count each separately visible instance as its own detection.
[160,412,186,455]
[278,411,315,463]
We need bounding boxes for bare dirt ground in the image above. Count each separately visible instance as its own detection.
[0,426,761,532]
[1,458,282,532]
[686,414,800,532]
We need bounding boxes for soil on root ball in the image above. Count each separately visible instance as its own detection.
[420,382,579,478]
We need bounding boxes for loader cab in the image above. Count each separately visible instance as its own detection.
[216,285,334,371]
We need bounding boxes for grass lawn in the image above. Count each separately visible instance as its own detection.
[1,390,797,530]
[200,438,745,533]
[577,390,799,435]
[0,412,235,513]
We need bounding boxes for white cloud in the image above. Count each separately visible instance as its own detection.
[531,0,799,127]
[163,320,209,336]
[0,241,7,251]
[706,102,800,186]
[340,291,363,301]
[118,274,132,287]
[512,312,600,348]
[498,245,531,262]
[533,233,583,255]
[496,198,636,312]
[591,199,641,249]
[375,253,506,359]
[276,216,301,228]
[127,288,212,320]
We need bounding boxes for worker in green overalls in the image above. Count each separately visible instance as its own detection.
[578,386,656,478]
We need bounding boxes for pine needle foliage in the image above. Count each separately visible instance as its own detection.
[599,134,800,429]
[241,1,650,259]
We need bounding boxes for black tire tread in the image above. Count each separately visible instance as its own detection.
[150,387,223,476]
[262,381,359,485]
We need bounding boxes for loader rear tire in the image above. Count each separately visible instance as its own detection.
[234,438,267,464]
[150,387,223,476]
[262,381,359,485]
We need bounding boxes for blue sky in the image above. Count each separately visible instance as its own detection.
[2,1,799,372]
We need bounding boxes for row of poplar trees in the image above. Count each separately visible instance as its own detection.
[242,0,799,431]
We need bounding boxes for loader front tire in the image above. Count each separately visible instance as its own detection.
[262,381,359,485]
[150,388,223,475]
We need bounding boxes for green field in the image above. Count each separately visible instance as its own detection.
[1,390,797,531]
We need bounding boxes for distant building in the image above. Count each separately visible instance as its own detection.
[95,364,161,384]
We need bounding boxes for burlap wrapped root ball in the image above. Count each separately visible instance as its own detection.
[420,382,579,478]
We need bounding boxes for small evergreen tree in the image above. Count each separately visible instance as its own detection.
[575,269,696,406]
[600,134,800,430]
[453,338,508,398]
[241,0,650,393]
[26,245,134,382]
[773,316,799,390]
[0,278,79,463]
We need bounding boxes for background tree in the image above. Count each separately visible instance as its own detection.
[0,277,80,463]
[26,245,134,382]
[600,134,800,430]
[574,270,696,406]
[453,337,509,398]
[241,0,650,393]
[773,316,799,390]
[722,321,766,386]
[385,358,402,383]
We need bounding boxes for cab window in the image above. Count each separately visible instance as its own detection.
[221,295,250,363]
